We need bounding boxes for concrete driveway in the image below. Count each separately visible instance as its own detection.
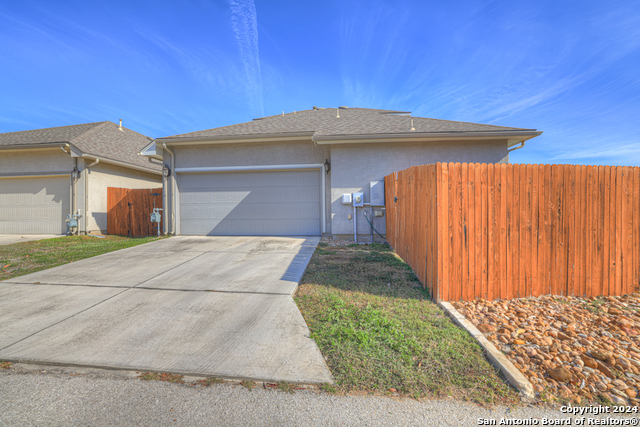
[0,234,61,246]
[0,236,332,384]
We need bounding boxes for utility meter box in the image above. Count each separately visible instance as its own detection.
[352,192,364,207]
[341,194,352,205]
[370,181,385,206]
[150,212,162,223]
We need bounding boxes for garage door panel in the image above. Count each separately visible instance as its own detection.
[0,177,69,234]
[182,187,320,204]
[183,201,320,221]
[179,170,321,236]
[181,219,320,236]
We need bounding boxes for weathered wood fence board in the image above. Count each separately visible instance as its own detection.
[107,187,163,237]
[385,163,640,302]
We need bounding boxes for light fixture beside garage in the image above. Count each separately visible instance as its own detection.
[162,164,171,177]
[71,167,80,179]
[324,159,330,174]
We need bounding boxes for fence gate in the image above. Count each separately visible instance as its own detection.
[107,187,163,237]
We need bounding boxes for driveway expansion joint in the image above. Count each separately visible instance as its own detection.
[0,236,330,384]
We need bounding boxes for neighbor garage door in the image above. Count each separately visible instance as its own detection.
[178,170,321,236]
[0,176,70,234]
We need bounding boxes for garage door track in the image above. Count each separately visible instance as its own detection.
[0,236,332,384]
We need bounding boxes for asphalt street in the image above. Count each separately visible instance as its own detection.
[1,365,635,427]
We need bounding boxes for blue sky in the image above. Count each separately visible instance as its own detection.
[1,0,639,165]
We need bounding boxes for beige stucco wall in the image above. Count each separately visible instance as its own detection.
[86,162,161,233]
[165,141,332,234]
[330,140,509,236]
[174,140,328,167]
[0,148,74,173]
[163,138,508,237]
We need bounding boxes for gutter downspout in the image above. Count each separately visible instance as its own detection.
[508,141,525,153]
[60,145,73,226]
[162,141,176,235]
[147,156,167,234]
[83,158,100,234]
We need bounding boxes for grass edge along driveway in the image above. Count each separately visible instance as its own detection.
[1,235,163,281]
[295,242,519,405]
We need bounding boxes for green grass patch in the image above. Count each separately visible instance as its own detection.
[197,377,224,387]
[240,380,256,391]
[0,235,163,281]
[296,244,519,404]
[277,382,295,394]
[138,372,185,383]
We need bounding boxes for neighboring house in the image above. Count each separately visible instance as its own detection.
[0,121,162,235]
[141,107,542,238]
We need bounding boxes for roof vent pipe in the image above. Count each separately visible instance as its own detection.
[119,119,123,130]
[410,118,415,131]
[336,109,340,118]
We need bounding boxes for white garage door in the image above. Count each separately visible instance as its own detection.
[178,170,321,236]
[0,176,70,234]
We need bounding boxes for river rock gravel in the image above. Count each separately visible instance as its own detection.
[454,293,640,406]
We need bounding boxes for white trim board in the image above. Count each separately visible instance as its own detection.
[175,163,324,173]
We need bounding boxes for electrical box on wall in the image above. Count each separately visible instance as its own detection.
[341,194,352,205]
[352,192,364,207]
[370,181,385,206]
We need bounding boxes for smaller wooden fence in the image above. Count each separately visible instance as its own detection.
[107,187,163,237]
[385,163,640,302]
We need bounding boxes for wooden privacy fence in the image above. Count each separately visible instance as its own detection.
[107,187,163,237]
[385,163,640,302]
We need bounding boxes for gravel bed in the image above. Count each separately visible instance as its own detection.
[454,293,640,406]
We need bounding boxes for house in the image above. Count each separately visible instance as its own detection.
[141,107,542,239]
[0,121,162,235]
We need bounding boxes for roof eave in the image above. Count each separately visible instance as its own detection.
[80,153,162,175]
[157,132,315,145]
[138,140,163,160]
[312,130,543,146]
[0,142,72,151]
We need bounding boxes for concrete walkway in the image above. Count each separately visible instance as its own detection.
[0,234,61,246]
[0,236,332,384]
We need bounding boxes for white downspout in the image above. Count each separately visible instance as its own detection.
[162,141,176,235]
[60,145,73,228]
[508,141,525,153]
[83,158,100,234]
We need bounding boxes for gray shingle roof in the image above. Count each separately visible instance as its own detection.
[161,107,537,140]
[0,122,160,172]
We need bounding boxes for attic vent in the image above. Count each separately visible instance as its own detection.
[339,106,349,109]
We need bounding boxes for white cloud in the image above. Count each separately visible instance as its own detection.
[229,0,264,117]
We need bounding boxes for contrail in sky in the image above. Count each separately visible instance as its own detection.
[229,0,264,117]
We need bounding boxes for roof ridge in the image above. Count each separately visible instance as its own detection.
[69,121,111,144]
[0,121,108,138]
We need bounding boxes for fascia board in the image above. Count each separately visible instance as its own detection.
[312,131,542,145]
[81,153,162,175]
[0,143,70,151]
[157,132,315,145]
